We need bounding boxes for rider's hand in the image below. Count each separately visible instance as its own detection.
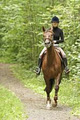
[54,41,57,44]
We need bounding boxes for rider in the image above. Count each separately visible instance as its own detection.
[36,16,70,75]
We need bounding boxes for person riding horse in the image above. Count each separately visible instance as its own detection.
[36,16,70,75]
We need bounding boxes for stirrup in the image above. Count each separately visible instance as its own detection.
[36,67,41,75]
[65,68,70,74]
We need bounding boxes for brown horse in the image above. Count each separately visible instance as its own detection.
[42,27,64,109]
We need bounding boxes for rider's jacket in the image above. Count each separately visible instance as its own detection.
[53,27,64,44]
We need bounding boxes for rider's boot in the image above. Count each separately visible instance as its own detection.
[63,57,70,74]
[36,58,42,75]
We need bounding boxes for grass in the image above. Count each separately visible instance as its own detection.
[0,85,27,120]
[11,64,80,117]
[0,57,17,64]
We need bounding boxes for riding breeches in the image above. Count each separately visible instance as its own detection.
[39,45,66,58]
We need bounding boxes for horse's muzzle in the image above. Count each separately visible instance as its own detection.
[45,39,52,48]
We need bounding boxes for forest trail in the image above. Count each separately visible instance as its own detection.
[0,63,79,120]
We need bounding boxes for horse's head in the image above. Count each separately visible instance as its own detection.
[42,27,53,48]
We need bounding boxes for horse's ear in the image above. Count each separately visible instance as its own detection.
[42,26,45,32]
[50,26,53,31]
[50,27,54,34]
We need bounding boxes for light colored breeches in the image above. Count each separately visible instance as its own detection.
[39,46,66,58]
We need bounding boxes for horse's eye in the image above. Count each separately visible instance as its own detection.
[49,35,52,37]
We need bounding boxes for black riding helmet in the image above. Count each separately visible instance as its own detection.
[51,16,59,23]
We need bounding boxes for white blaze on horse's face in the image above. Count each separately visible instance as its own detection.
[42,27,53,48]
[45,39,52,48]
[43,32,53,48]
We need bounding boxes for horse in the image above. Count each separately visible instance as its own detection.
[41,27,64,109]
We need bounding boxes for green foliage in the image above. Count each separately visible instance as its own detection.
[0,85,27,120]
[59,78,80,116]
[0,0,80,77]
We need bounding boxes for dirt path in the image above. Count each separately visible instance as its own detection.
[0,63,79,120]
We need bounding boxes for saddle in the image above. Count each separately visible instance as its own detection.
[55,48,63,62]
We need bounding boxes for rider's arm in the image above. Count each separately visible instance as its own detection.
[55,29,64,44]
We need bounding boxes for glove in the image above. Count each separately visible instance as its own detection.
[54,40,57,44]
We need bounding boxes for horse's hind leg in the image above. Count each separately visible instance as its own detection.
[53,74,61,107]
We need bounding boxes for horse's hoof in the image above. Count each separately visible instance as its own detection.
[52,102,57,107]
[46,101,52,110]
[46,104,52,110]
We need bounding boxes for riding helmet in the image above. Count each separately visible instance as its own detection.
[51,16,59,23]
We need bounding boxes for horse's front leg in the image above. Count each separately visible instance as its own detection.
[45,79,52,109]
[46,92,52,109]
[53,73,61,107]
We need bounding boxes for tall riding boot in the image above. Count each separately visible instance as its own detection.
[36,58,42,75]
[63,58,70,74]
